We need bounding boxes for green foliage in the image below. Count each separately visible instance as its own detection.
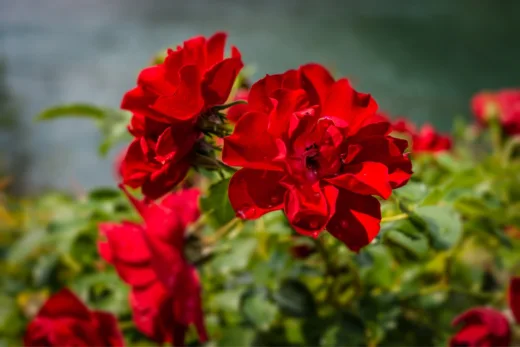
[3,84,520,346]
[36,104,132,156]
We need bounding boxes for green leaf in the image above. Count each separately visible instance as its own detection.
[415,206,462,250]
[88,187,121,201]
[240,289,278,331]
[211,238,257,274]
[320,312,366,346]
[359,245,397,287]
[453,196,492,218]
[383,220,428,259]
[218,327,256,347]
[212,290,243,312]
[273,279,316,318]
[36,104,131,156]
[96,109,132,156]
[384,227,429,260]
[394,182,428,203]
[7,229,46,263]
[200,178,235,228]
[36,104,105,121]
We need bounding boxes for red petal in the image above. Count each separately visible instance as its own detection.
[321,79,378,134]
[130,282,173,343]
[300,63,335,107]
[38,289,91,320]
[247,74,282,113]
[326,190,381,252]
[182,36,207,71]
[347,136,412,189]
[205,32,227,68]
[223,111,284,171]
[450,324,492,347]
[173,266,208,342]
[228,168,286,220]
[282,182,338,237]
[451,308,511,347]
[141,159,192,200]
[151,65,204,121]
[326,162,392,199]
[281,69,301,90]
[231,45,241,59]
[121,86,170,123]
[92,311,125,347]
[98,222,150,264]
[154,125,199,163]
[137,65,176,95]
[509,277,520,324]
[268,89,308,138]
[160,188,201,230]
[202,57,244,106]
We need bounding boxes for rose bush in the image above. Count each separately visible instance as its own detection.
[0,31,520,347]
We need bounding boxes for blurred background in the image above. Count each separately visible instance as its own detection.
[1,0,519,195]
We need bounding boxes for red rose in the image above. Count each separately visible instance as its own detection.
[98,187,206,345]
[24,289,124,347]
[119,32,244,199]
[222,64,412,251]
[471,89,520,135]
[450,308,510,347]
[227,88,250,123]
[119,115,199,199]
[509,276,520,324]
[412,124,452,153]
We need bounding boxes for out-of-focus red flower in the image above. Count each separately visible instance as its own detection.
[385,114,451,154]
[98,187,206,345]
[450,308,510,347]
[505,225,520,239]
[222,64,412,251]
[227,88,250,123]
[471,89,520,135]
[412,124,452,153]
[391,117,416,134]
[119,32,244,199]
[24,289,124,347]
[509,276,520,324]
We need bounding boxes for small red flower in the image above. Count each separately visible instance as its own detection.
[222,64,412,251]
[384,115,451,154]
[451,308,510,347]
[412,124,452,153]
[509,276,520,324]
[119,32,244,199]
[98,187,206,345]
[24,289,124,347]
[471,89,520,135]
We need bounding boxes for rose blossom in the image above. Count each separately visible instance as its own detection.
[384,115,451,154]
[222,64,412,251]
[472,89,520,135]
[411,124,452,153]
[24,289,124,347]
[119,32,243,199]
[450,308,510,347]
[98,187,206,345]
